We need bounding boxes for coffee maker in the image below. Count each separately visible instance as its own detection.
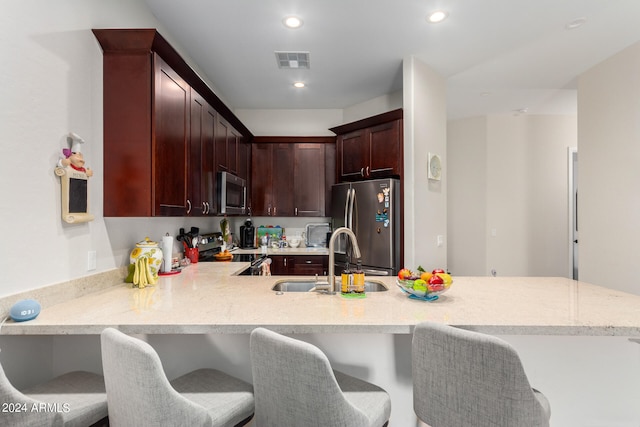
[240,218,256,248]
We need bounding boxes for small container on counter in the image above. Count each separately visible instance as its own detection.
[353,262,365,293]
[341,262,352,294]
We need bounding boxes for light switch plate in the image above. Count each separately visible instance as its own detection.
[87,250,96,271]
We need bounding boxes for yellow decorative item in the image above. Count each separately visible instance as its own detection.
[129,237,163,287]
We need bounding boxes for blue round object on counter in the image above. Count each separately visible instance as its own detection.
[10,299,41,322]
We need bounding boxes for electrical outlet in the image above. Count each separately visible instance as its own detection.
[87,250,97,271]
[436,235,444,247]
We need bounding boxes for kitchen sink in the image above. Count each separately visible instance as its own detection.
[271,279,388,293]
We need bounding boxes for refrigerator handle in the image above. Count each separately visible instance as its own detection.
[344,188,351,228]
[348,188,356,230]
[361,268,391,276]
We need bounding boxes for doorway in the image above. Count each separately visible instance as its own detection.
[568,147,578,280]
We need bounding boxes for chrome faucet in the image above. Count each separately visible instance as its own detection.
[317,227,361,294]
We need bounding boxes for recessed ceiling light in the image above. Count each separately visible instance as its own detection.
[565,17,587,30]
[427,10,448,23]
[293,82,305,88]
[283,15,303,29]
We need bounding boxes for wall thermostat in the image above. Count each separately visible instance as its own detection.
[428,152,442,181]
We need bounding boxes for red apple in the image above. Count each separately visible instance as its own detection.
[427,274,445,291]
[398,268,412,280]
[432,268,445,274]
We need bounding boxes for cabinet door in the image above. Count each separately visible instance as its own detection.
[294,143,325,216]
[290,256,328,276]
[154,55,189,216]
[269,255,289,275]
[202,102,217,214]
[215,115,229,172]
[368,119,401,177]
[337,130,367,180]
[237,139,251,213]
[228,126,240,175]
[237,139,251,182]
[188,90,206,216]
[271,143,295,216]
[250,143,272,216]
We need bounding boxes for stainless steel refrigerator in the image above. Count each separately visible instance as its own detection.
[331,178,400,276]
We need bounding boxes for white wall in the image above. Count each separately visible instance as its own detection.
[403,56,447,270]
[0,0,227,298]
[234,109,343,136]
[447,117,488,276]
[235,91,402,137]
[578,41,640,295]
[342,90,403,124]
[448,115,576,277]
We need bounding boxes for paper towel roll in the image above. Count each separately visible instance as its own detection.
[162,235,174,273]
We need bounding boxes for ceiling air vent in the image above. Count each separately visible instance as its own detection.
[275,51,310,69]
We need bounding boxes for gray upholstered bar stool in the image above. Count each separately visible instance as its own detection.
[412,321,551,427]
[249,327,391,427]
[100,327,254,426]
[0,360,108,426]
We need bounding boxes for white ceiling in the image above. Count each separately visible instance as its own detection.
[144,0,640,119]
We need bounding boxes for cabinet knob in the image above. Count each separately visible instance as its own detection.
[274,206,277,215]
[360,167,365,176]
[186,199,192,214]
[366,166,370,176]
[202,201,207,214]
[295,207,298,216]
[268,206,271,216]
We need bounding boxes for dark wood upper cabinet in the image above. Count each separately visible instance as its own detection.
[330,109,403,182]
[294,143,326,216]
[190,90,218,215]
[154,56,190,216]
[251,137,335,217]
[93,28,253,217]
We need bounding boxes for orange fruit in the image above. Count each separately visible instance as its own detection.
[420,272,432,282]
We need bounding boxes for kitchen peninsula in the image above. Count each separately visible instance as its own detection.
[2,263,640,426]
[2,261,640,336]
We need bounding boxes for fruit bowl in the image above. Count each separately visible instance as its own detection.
[396,278,451,301]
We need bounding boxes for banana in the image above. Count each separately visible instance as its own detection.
[132,259,140,286]
[139,258,147,288]
[132,256,157,288]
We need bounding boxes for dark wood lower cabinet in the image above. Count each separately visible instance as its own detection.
[269,255,329,276]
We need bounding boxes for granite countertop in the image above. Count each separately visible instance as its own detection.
[2,262,640,336]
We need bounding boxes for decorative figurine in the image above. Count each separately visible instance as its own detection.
[55,132,95,223]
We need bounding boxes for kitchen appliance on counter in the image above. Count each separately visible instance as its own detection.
[331,178,400,276]
[305,223,331,247]
[240,218,256,248]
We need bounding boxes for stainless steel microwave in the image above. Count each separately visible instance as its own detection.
[217,172,247,215]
